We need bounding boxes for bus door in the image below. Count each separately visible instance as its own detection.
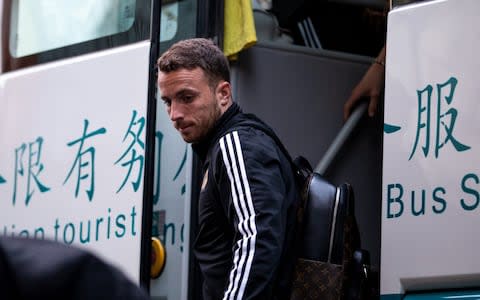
[150,0,223,299]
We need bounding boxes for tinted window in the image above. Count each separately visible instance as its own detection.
[2,0,150,72]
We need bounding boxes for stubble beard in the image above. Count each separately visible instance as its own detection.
[184,99,223,144]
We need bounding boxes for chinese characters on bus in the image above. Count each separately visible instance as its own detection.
[12,137,51,206]
[64,119,107,201]
[152,131,187,205]
[409,76,470,160]
[2,109,188,209]
[3,110,150,207]
[385,76,476,219]
[115,110,145,193]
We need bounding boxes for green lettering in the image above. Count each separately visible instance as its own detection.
[130,206,137,236]
[387,183,404,218]
[432,187,447,214]
[115,214,126,238]
[461,173,479,211]
[63,223,75,244]
[411,190,426,216]
[80,221,91,244]
[95,217,104,241]
[34,227,45,240]
[54,219,60,241]
[164,223,175,245]
[107,208,111,239]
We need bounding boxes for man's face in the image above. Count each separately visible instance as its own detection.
[158,67,229,143]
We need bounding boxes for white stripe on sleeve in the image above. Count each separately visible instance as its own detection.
[220,132,258,300]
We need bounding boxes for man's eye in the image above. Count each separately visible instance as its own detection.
[163,99,171,107]
[181,95,194,103]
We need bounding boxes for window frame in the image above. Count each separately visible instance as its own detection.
[1,0,151,73]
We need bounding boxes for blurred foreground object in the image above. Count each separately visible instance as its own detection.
[0,237,149,300]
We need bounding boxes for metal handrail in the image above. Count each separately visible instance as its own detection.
[315,101,368,175]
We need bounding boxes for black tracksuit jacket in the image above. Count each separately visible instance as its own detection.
[192,103,300,300]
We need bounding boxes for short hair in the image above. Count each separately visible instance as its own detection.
[157,38,230,87]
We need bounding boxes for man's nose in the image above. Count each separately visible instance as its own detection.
[169,102,183,121]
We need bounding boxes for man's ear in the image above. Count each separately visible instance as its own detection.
[216,81,232,106]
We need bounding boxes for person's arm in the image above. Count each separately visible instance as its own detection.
[343,45,386,120]
[215,129,289,300]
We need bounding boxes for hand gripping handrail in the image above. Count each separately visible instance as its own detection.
[315,101,368,175]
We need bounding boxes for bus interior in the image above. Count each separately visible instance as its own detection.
[230,0,389,294]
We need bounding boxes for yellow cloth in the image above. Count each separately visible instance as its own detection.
[223,0,257,60]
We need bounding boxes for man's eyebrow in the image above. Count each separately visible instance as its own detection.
[161,87,199,101]
[173,89,199,100]
[176,88,198,95]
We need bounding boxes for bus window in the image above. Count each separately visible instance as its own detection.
[10,0,136,57]
[2,0,150,72]
[160,2,179,42]
[159,0,198,53]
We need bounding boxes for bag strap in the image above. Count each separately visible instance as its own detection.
[233,114,312,237]
[238,113,310,184]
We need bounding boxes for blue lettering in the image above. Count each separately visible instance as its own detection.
[432,187,447,214]
[411,190,426,216]
[54,219,60,241]
[107,208,112,239]
[115,214,126,238]
[63,223,75,244]
[461,173,479,211]
[34,227,45,240]
[130,206,137,236]
[164,223,175,245]
[387,183,404,218]
[95,217,104,241]
[80,220,91,244]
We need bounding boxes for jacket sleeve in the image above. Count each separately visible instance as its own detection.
[213,128,289,300]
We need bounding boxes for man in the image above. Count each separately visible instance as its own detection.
[157,38,299,300]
